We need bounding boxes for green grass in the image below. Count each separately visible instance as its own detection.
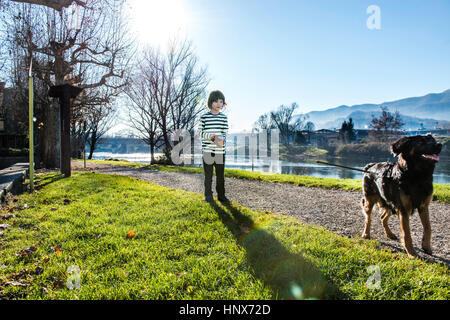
[0,172,448,300]
[77,159,450,203]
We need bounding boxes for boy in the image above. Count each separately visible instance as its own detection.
[199,90,229,203]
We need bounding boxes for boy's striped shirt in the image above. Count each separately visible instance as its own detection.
[198,111,228,154]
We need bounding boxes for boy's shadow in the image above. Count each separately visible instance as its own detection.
[209,200,347,300]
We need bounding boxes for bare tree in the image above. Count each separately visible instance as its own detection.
[304,121,315,144]
[9,0,85,11]
[270,103,305,145]
[125,64,164,164]
[1,0,132,167]
[126,38,209,163]
[85,103,117,159]
[369,106,404,141]
[253,113,273,132]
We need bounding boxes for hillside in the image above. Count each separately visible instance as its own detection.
[304,89,450,129]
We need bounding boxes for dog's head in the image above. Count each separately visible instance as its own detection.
[391,134,442,163]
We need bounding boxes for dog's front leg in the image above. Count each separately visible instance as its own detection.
[361,198,374,239]
[418,195,433,255]
[398,211,417,258]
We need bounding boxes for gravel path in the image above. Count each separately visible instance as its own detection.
[71,161,449,265]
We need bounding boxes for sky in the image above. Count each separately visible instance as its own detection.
[122,0,450,134]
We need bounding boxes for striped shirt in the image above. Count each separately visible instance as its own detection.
[198,111,229,154]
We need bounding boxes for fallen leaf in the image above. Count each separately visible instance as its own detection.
[55,245,62,255]
[0,224,11,229]
[86,212,91,217]
[4,280,29,287]
[43,257,50,264]
[63,199,72,205]
[50,208,57,211]
[16,246,37,256]
[126,230,135,239]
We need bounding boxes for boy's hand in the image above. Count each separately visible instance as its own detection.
[210,134,224,146]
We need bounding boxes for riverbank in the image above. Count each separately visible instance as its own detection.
[279,137,449,162]
[0,171,448,299]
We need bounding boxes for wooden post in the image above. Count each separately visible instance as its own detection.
[28,62,34,191]
[49,84,83,177]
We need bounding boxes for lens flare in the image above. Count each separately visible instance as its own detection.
[290,283,304,299]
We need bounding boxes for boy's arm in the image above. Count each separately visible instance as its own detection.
[199,115,214,140]
[222,116,229,144]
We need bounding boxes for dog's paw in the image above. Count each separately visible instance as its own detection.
[405,250,418,259]
[422,247,433,255]
[386,233,398,240]
[361,233,371,239]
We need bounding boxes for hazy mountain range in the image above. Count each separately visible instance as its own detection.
[304,89,450,130]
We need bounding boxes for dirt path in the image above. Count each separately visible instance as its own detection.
[71,161,449,265]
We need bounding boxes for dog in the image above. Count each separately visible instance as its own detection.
[361,134,442,258]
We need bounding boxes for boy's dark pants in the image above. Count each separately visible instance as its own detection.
[202,152,225,198]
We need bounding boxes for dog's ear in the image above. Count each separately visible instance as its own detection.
[391,137,411,157]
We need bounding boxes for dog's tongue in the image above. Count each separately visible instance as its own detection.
[423,154,440,161]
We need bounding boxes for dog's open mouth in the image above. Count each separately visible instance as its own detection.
[422,154,440,162]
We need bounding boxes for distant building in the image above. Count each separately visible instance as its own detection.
[310,129,339,147]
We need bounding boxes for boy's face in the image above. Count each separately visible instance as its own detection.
[210,99,224,113]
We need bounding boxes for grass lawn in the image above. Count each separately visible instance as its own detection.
[78,159,450,204]
[0,172,448,300]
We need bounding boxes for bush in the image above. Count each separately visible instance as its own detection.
[335,142,391,158]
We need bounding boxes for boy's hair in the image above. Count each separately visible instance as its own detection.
[207,90,226,109]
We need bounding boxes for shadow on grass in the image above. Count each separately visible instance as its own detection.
[35,173,66,189]
[209,200,348,300]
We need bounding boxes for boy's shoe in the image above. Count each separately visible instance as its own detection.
[205,195,214,202]
[218,196,230,203]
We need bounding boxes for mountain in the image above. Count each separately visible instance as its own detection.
[304,89,450,129]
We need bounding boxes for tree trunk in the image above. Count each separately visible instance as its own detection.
[150,144,156,164]
[41,100,60,168]
[88,134,97,160]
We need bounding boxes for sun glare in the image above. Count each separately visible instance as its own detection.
[128,0,190,48]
